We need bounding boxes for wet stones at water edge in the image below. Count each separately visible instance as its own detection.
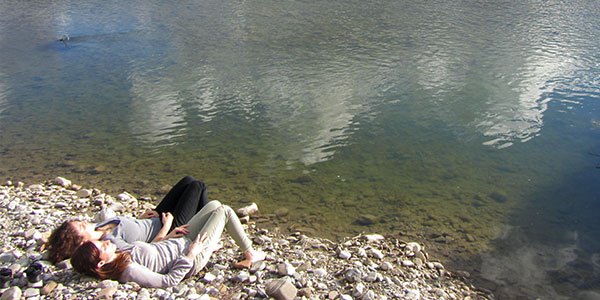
[0,178,491,299]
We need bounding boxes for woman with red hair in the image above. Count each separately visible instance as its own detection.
[46,176,208,264]
[71,200,265,288]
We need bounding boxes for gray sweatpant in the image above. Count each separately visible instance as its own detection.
[184,200,252,273]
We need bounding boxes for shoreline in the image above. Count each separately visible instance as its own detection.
[0,177,492,299]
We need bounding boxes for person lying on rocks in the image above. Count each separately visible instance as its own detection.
[46,176,209,264]
[70,200,266,288]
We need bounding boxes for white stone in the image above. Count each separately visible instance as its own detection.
[97,279,119,288]
[28,185,43,191]
[402,260,415,267]
[53,177,71,188]
[203,272,216,283]
[405,242,421,253]
[380,262,393,271]
[116,192,138,209]
[313,268,327,277]
[277,262,295,276]
[339,250,351,259]
[364,272,379,282]
[369,249,384,260]
[356,248,367,257]
[236,203,258,217]
[234,271,250,282]
[94,207,116,223]
[363,234,385,242]
[405,289,421,300]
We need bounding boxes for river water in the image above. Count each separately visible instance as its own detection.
[1,0,599,298]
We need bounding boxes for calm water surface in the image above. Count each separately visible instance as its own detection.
[1,0,599,298]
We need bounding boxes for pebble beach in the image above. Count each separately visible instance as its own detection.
[0,177,492,300]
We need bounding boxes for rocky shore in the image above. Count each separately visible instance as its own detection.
[0,178,491,300]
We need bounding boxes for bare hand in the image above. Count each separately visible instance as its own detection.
[139,209,159,219]
[161,212,174,228]
[187,232,208,259]
[165,224,190,239]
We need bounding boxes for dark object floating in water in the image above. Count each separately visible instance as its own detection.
[56,30,142,48]
[58,34,70,47]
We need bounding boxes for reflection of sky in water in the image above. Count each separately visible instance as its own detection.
[0,76,7,117]
[127,65,187,147]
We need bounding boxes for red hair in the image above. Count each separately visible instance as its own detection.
[71,241,131,280]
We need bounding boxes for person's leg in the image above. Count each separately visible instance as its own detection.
[189,205,255,272]
[184,200,223,238]
[170,181,209,229]
[154,176,195,213]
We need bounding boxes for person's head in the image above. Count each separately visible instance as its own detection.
[46,220,88,264]
[71,240,130,280]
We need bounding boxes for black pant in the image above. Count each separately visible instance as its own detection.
[154,176,209,230]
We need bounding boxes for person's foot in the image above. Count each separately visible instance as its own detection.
[234,248,266,269]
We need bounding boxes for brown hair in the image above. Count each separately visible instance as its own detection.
[70,241,131,280]
[46,221,85,264]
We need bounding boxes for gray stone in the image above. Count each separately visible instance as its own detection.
[274,208,289,217]
[277,262,295,276]
[0,252,15,263]
[364,271,379,282]
[249,260,266,274]
[353,282,365,298]
[369,248,384,260]
[380,262,393,271]
[96,287,117,299]
[56,259,72,270]
[77,189,92,198]
[0,286,22,300]
[97,280,119,289]
[233,271,250,282]
[362,290,376,300]
[405,242,421,253]
[265,279,297,300]
[23,288,40,297]
[345,268,362,283]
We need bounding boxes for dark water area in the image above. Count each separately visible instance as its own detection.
[1,0,599,298]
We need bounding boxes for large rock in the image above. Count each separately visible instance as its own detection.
[265,279,297,300]
[0,286,21,300]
